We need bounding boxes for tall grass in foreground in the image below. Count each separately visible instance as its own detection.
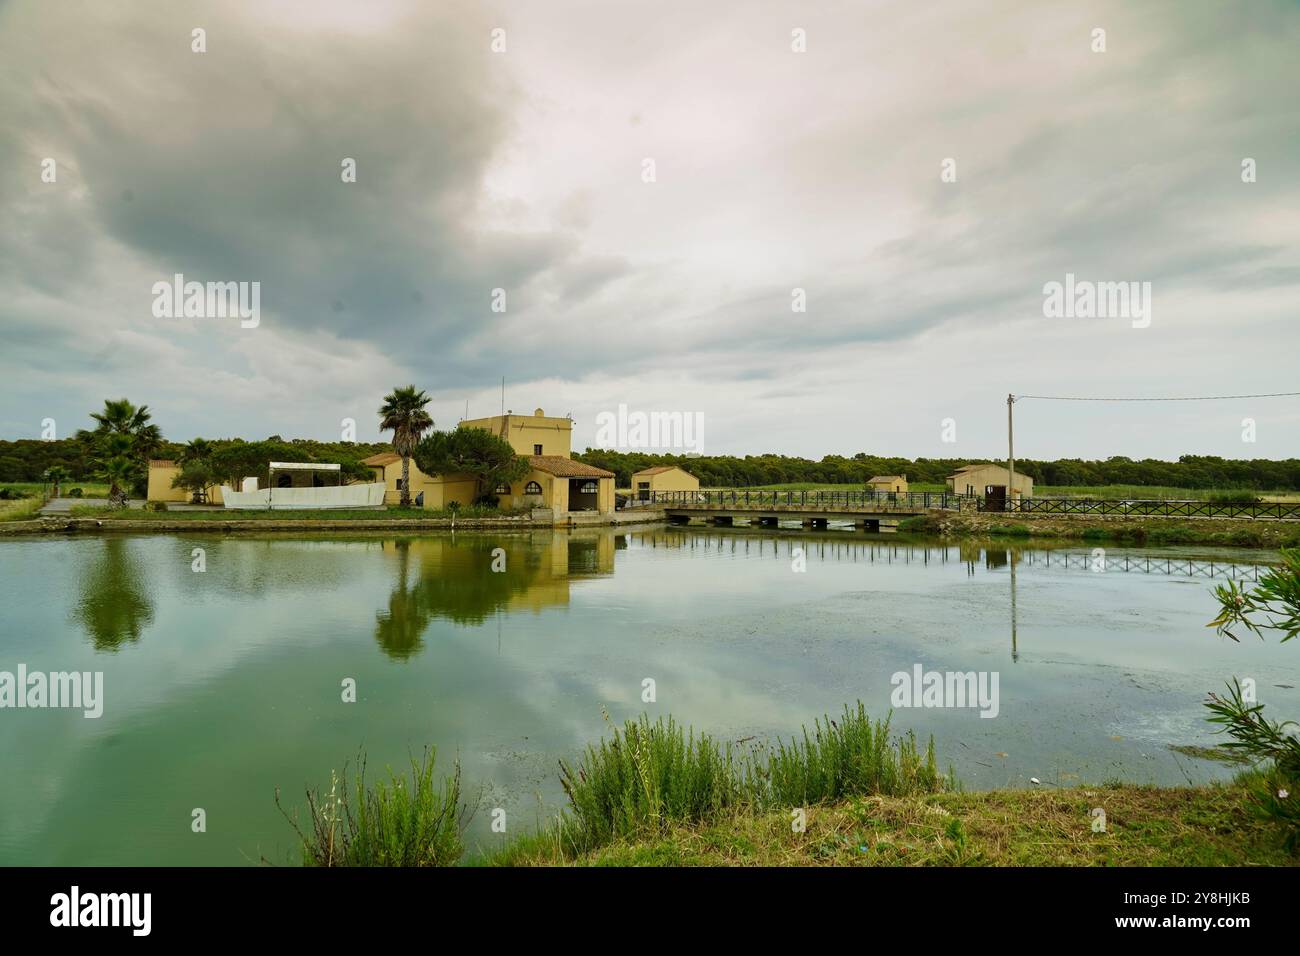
[754,703,945,805]
[276,749,470,866]
[558,715,743,853]
[553,703,948,856]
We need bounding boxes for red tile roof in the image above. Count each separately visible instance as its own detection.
[527,456,614,478]
[361,452,400,466]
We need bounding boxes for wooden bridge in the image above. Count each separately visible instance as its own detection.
[643,489,968,532]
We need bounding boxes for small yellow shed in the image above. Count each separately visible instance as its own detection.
[631,465,699,501]
[866,475,908,494]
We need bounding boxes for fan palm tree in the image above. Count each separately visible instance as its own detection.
[94,433,138,507]
[82,399,161,505]
[43,465,70,497]
[178,437,213,466]
[378,386,434,507]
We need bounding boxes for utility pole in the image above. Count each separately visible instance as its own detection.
[1007,393,1016,509]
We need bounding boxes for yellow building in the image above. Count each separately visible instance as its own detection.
[460,408,573,458]
[631,465,699,500]
[146,460,224,504]
[365,407,615,515]
[946,463,1033,499]
[361,452,478,508]
[866,474,908,493]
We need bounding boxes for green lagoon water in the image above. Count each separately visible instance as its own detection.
[0,527,1295,865]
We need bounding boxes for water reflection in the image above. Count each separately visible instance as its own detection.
[374,532,616,659]
[71,538,155,651]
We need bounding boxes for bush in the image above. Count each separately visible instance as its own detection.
[555,702,948,857]
[986,523,1032,537]
[143,500,168,512]
[277,749,469,867]
[1205,681,1300,852]
[1206,549,1300,852]
[559,714,742,853]
[755,703,945,805]
[1208,490,1260,506]
[68,487,83,498]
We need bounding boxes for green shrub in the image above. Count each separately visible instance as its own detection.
[558,714,742,853]
[68,487,83,498]
[754,702,945,805]
[1208,490,1260,506]
[1205,681,1300,852]
[1206,549,1300,852]
[554,702,948,857]
[143,500,168,512]
[277,749,468,867]
[986,523,1031,537]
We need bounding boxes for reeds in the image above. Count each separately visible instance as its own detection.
[277,748,469,866]
[558,714,743,853]
[555,702,947,855]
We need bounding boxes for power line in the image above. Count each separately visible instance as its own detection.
[1013,392,1300,403]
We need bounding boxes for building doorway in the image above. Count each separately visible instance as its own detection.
[569,478,599,511]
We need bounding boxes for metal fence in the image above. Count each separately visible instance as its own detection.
[980,497,1300,520]
[649,489,969,510]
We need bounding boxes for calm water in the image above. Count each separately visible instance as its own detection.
[0,528,1295,865]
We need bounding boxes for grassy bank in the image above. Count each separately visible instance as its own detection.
[898,512,1300,549]
[494,781,1294,867]
[280,703,1296,867]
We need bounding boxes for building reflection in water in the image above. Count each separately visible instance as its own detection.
[374,531,617,660]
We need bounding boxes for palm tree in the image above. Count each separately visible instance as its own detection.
[94,433,138,507]
[378,386,433,508]
[43,465,70,497]
[90,398,154,436]
[178,437,213,466]
[82,399,161,506]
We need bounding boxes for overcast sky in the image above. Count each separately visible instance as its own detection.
[2,0,1297,460]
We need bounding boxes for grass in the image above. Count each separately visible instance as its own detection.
[556,713,745,854]
[279,703,1297,867]
[497,782,1296,867]
[757,702,946,805]
[275,749,469,867]
[65,504,529,521]
[0,496,46,522]
[0,481,110,498]
[494,703,949,863]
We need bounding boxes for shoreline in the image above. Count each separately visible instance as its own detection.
[3,508,1298,549]
[0,511,669,536]
[489,781,1295,867]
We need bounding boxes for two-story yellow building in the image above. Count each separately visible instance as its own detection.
[364,408,615,515]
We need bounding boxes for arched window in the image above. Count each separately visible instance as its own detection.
[494,482,512,494]
[578,480,598,494]
[524,481,543,495]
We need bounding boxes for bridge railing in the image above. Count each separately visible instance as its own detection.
[651,489,970,510]
[980,497,1300,520]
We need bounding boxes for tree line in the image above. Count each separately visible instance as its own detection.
[5,408,1298,497]
[571,449,1300,491]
